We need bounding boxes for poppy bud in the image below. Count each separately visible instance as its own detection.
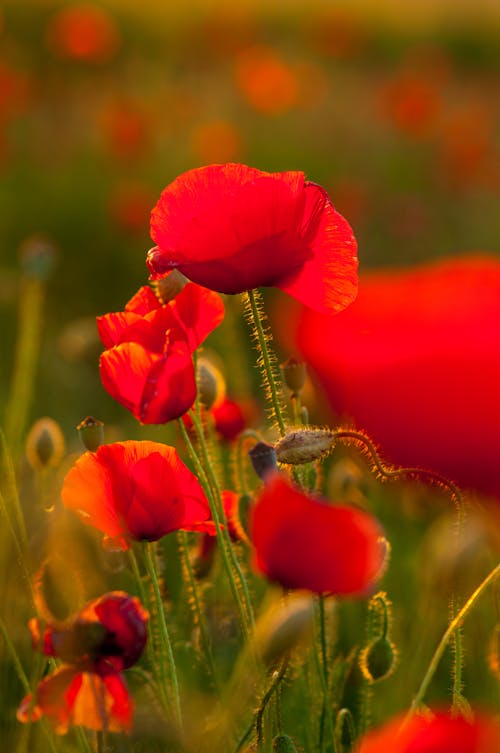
[76,416,104,452]
[254,593,314,667]
[280,357,306,396]
[273,734,298,753]
[249,442,278,481]
[275,429,335,465]
[359,635,397,683]
[25,418,65,470]
[19,234,56,280]
[197,357,226,410]
[152,269,188,303]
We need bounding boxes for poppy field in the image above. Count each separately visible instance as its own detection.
[1,2,500,752]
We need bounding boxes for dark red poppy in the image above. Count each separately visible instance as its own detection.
[97,278,224,424]
[62,440,215,550]
[251,474,384,594]
[147,163,358,315]
[17,592,147,734]
[357,710,500,753]
[295,256,500,498]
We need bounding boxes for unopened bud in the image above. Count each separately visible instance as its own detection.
[19,234,56,280]
[153,269,188,303]
[76,416,104,452]
[197,357,226,410]
[249,442,278,481]
[273,734,298,753]
[359,635,397,683]
[275,429,334,465]
[281,358,306,396]
[254,593,314,667]
[25,418,65,470]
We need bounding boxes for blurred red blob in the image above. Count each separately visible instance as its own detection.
[108,181,156,234]
[212,397,246,441]
[17,592,147,734]
[357,710,500,753]
[62,440,215,550]
[234,46,299,115]
[190,119,244,164]
[295,256,500,498]
[100,99,151,160]
[97,279,224,424]
[0,62,31,121]
[436,105,496,190]
[45,4,120,64]
[378,72,441,138]
[251,474,384,595]
[148,163,358,315]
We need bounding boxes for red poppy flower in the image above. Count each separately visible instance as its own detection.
[45,5,120,64]
[357,710,500,753]
[62,440,215,550]
[295,256,500,498]
[147,163,358,315]
[212,397,247,441]
[97,278,224,424]
[17,592,147,734]
[251,474,384,594]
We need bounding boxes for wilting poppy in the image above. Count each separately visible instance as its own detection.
[147,163,358,315]
[251,474,384,594]
[294,256,500,498]
[357,710,500,753]
[17,591,148,734]
[97,277,224,424]
[62,440,215,550]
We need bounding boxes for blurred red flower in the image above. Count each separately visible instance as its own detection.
[147,163,358,315]
[17,592,147,734]
[62,440,215,550]
[97,278,224,424]
[45,4,120,64]
[212,397,247,441]
[294,256,500,498]
[357,710,500,753]
[234,46,299,115]
[251,474,384,594]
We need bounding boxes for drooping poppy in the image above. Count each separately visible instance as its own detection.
[97,277,224,424]
[147,163,358,315]
[294,256,500,498]
[251,474,384,595]
[357,710,500,753]
[17,592,148,734]
[62,440,215,550]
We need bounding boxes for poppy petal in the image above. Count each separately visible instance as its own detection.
[251,474,384,594]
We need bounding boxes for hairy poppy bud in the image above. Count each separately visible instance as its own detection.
[152,269,188,303]
[77,416,104,452]
[249,442,278,481]
[359,635,397,683]
[281,357,306,396]
[197,357,226,410]
[26,418,65,470]
[273,734,298,753]
[275,429,335,465]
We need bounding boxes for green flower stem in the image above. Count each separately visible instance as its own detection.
[5,277,45,459]
[126,549,161,697]
[0,428,29,551]
[316,596,335,753]
[177,530,221,696]
[244,289,287,438]
[255,660,289,751]
[143,542,182,730]
[405,561,500,725]
[178,418,254,641]
[0,490,34,609]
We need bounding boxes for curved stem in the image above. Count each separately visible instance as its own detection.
[255,661,289,751]
[404,561,500,725]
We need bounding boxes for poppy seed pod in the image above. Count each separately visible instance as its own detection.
[249,441,278,481]
[281,357,307,396]
[76,416,104,452]
[275,428,335,465]
[25,418,65,470]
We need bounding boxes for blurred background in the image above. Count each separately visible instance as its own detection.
[1,0,499,437]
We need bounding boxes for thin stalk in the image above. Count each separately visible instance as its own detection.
[126,549,160,694]
[244,289,287,437]
[5,277,45,458]
[255,661,289,751]
[143,543,182,730]
[316,596,335,753]
[178,530,220,696]
[0,428,29,550]
[404,561,500,725]
[178,419,253,641]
